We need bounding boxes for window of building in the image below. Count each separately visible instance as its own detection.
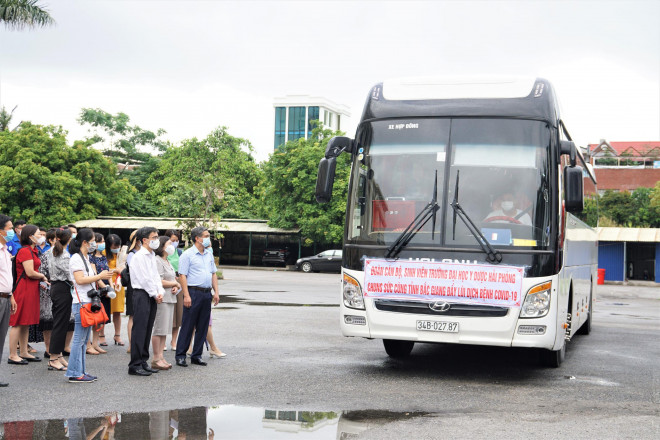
[307,106,319,137]
[274,107,286,148]
[288,106,306,142]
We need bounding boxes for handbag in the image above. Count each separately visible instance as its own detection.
[73,254,108,332]
[74,285,108,332]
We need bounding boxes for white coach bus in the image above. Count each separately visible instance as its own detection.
[316,77,597,367]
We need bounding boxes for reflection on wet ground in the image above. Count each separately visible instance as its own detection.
[220,295,338,308]
[0,406,427,440]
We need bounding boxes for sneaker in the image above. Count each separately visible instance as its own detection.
[84,373,98,381]
[68,375,94,383]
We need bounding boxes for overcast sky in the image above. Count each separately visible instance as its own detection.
[1,0,658,162]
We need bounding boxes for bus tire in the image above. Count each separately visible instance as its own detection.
[540,343,565,368]
[383,339,414,358]
[577,286,593,336]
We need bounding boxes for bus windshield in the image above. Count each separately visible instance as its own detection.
[347,118,552,250]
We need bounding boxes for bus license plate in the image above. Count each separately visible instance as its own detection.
[416,320,459,333]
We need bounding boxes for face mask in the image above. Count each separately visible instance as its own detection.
[5,229,15,241]
[171,241,179,248]
[165,245,175,256]
[110,248,120,254]
[149,239,160,250]
[88,241,97,252]
[37,236,46,246]
[72,233,77,240]
[98,243,106,252]
[202,237,211,248]
[501,201,514,211]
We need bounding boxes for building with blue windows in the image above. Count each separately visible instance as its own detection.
[273,95,350,149]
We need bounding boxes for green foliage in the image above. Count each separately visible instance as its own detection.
[78,108,168,216]
[651,181,660,212]
[0,0,55,30]
[146,127,262,231]
[257,124,350,246]
[0,105,18,131]
[78,108,168,165]
[0,123,136,227]
[578,197,599,226]
[581,188,660,228]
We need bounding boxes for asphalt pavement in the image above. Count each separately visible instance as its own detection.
[0,269,658,439]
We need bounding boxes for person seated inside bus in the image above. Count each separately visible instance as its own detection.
[484,192,532,226]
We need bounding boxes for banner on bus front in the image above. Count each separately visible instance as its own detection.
[363,259,524,307]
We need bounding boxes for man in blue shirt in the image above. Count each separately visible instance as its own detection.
[6,220,25,257]
[175,226,220,367]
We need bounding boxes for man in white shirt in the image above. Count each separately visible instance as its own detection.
[0,215,18,387]
[128,227,164,376]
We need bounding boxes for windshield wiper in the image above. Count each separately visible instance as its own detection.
[450,171,502,264]
[385,170,440,259]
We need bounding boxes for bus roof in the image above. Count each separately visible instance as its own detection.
[360,77,559,125]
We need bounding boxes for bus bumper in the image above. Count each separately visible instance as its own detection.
[339,274,560,350]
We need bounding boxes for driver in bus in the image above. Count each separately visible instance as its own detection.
[484,192,532,226]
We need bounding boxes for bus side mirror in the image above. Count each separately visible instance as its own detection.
[564,165,584,213]
[560,140,576,167]
[325,136,354,158]
[316,157,337,203]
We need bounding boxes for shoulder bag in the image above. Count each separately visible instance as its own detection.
[73,254,108,332]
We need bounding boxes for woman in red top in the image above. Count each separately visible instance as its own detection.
[7,224,49,364]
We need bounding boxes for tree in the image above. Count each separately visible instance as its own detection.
[651,181,660,214]
[0,122,136,226]
[578,196,599,227]
[582,187,660,228]
[145,127,262,231]
[78,108,168,165]
[78,108,168,216]
[257,123,350,246]
[0,0,55,30]
[0,105,18,131]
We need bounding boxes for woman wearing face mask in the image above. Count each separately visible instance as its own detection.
[165,229,183,351]
[105,234,126,346]
[27,228,49,350]
[7,225,49,365]
[88,233,112,353]
[151,236,181,370]
[65,228,113,383]
[123,230,140,353]
[48,228,74,371]
[36,228,58,361]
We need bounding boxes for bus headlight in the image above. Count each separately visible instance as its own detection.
[343,273,364,310]
[520,281,552,318]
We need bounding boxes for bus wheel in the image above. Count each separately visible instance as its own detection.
[383,339,414,358]
[540,342,565,368]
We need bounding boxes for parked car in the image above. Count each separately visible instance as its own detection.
[262,247,291,267]
[296,250,343,273]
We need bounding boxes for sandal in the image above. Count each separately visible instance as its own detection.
[86,347,100,355]
[48,360,66,371]
[99,336,108,347]
[57,355,68,368]
[114,335,125,346]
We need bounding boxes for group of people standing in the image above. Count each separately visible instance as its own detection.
[0,215,224,386]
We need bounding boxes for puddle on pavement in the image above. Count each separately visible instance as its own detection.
[219,295,338,308]
[0,406,427,439]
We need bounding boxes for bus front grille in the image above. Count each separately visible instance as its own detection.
[373,299,509,317]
